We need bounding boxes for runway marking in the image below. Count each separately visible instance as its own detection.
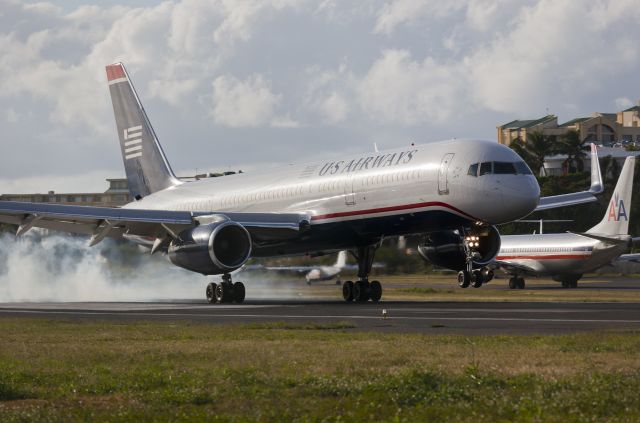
[2,309,640,324]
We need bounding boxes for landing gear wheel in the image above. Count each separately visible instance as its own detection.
[342,281,354,302]
[233,282,245,303]
[562,278,578,289]
[369,281,382,303]
[508,278,517,290]
[458,271,471,288]
[353,280,370,302]
[517,277,525,289]
[215,283,233,303]
[471,270,483,288]
[206,282,217,304]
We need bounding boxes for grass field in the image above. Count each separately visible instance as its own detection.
[2,318,640,421]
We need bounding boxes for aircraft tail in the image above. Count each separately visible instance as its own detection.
[587,156,635,236]
[105,63,181,200]
[335,251,347,268]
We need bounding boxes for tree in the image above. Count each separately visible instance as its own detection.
[510,131,556,176]
[557,129,588,173]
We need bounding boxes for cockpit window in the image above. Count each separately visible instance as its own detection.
[493,162,517,174]
[514,161,533,175]
[467,163,478,177]
[479,162,492,176]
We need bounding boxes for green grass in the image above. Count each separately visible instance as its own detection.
[1,319,640,421]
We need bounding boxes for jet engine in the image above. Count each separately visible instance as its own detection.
[417,226,501,271]
[168,220,252,275]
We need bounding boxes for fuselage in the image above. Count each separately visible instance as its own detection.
[497,233,630,277]
[126,139,539,256]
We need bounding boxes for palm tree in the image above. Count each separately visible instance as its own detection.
[510,131,556,176]
[557,129,588,173]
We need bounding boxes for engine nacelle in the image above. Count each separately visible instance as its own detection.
[417,226,501,271]
[168,220,252,275]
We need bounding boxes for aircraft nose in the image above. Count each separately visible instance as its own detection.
[501,176,540,221]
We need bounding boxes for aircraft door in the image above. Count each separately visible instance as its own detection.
[344,176,356,206]
[438,153,454,195]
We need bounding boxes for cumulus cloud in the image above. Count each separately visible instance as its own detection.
[1,0,640,190]
[211,74,283,127]
[358,49,465,124]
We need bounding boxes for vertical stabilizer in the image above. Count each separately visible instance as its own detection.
[106,63,181,200]
[335,251,347,268]
[588,156,635,236]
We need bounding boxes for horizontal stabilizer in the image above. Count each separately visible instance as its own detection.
[534,143,603,211]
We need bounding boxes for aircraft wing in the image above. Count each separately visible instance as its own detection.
[534,143,603,211]
[0,201,310,245]
[615,254,640,263]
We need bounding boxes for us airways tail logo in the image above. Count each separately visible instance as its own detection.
[123,125,142,160]
[607,193,628,221]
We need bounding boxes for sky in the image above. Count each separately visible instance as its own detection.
[0,0,639,194]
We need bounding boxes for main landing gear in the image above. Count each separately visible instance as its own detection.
[206,274,246,304]
[508,276,525,289]
[342,245,383,303]
[560,277,579,289]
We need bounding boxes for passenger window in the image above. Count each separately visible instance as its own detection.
[479,162,492,176]
[493,162,517,174]
[467,163,478,177]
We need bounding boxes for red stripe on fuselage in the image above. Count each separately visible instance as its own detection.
[311,201,477,222]
[496,254,590,261]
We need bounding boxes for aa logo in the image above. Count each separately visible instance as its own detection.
[608,193,628,221]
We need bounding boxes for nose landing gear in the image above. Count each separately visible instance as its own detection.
[458,267,494,288]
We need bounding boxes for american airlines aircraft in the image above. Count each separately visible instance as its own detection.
[0,63,602,304]
[490,156,636,289]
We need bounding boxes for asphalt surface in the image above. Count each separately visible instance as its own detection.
[1,299,639,335]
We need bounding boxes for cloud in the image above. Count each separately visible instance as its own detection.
[211,74,283,127]
[374,0,464,34]
[357,49,465,124]
[1,0,640,190]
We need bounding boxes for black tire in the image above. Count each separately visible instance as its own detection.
[471,271,483,288]
[458,271,471,288]
[508,278,517,289]
[517,278,525,289]
[353,281,370,302]
[233,282,245,303]
[206,283,217,304]
[342,281,354,302]
[482,268,494,283]
[370,281,382,302]
[215,283,232,303]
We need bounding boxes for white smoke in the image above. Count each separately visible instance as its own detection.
[0,231,202,302]
[0,231,324,302]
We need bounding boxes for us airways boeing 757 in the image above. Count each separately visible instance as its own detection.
[0,63,602,304]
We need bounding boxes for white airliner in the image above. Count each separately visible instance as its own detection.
[0,63,602,304]
[488,155,637,289]
[252,251,348,284]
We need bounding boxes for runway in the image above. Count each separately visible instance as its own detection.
[1,300,640,334]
